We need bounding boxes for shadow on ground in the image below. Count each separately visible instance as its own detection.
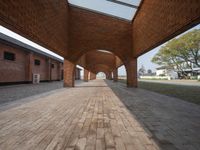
[105,80,200,150]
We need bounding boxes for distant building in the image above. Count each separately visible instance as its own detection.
[176,62,200,77]
[156,66,178,79]
[156,64,200,79]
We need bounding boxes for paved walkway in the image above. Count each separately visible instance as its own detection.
[0,80,200,150]
[0,81,63,104]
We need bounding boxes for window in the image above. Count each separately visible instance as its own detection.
[4,51,16,61]
[51,63,55,68]
[34,59,40,66]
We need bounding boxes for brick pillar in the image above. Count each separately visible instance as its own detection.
[113,69,118,82]
[84,69,89,82]
[125,58,137,87]
[25,52,33,82]
[93,73,96,80]
[90,72,96,80]
[63,59,75,87]
[106,72,112,80]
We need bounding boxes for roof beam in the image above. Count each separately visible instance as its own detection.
[106,0,138,9]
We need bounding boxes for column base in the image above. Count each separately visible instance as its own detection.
[125,58,138,88]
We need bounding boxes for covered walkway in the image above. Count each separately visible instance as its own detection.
[0,79,199,150]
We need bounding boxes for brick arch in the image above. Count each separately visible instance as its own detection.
[90,64,112,80]
[96,72,108,79]
[76,50,126,82]
[75,50,124,74]
[85,51,116,69]
[68,6,133,63]
[88,64,112,75]
[75,49,125,74]
[73,49,126,65]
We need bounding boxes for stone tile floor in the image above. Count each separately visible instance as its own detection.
[0,79,199,150]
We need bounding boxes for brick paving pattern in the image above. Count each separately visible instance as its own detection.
[0,80,200,150]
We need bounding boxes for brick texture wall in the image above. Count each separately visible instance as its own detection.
[68,6,133,62]
[63,59,75,87]
[51,59,61,81]
[0,42,27,82]
[32,54,49,81]
[133,0,200,57]
[0,0,69,57]
[0,41,62,84]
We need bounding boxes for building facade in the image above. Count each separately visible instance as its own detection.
[156,66,178,79]
[0,35,81,85]
[0,40,63,85]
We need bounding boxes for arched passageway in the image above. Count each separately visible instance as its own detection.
[63,49,137,87]
[96,72,106,79]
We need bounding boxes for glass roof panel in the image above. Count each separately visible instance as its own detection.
[116,0,141,6]
[68,0,141,21]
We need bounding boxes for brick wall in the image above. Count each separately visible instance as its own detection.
[32,54,49,81]
[0,42,27,82]
[0,0,69,57]
[50,59,61,81]
[68,6,133,62]
[0,41,62,84]
[133,0,200,57]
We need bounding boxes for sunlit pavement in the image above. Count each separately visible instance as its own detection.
[0,79,200,150]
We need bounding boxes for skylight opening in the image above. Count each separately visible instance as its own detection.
[68,0,142,21]
[97,50,113,54]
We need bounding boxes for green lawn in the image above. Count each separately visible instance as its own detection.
[119,79,200,105]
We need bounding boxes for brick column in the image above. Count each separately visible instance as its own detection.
[84,69,89,82]
[106,72,112,80]
[90,72,96,80]
[113,69,118,82]
[25,52,33,82]
[125,58,138,87]
[63,59,75,87]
